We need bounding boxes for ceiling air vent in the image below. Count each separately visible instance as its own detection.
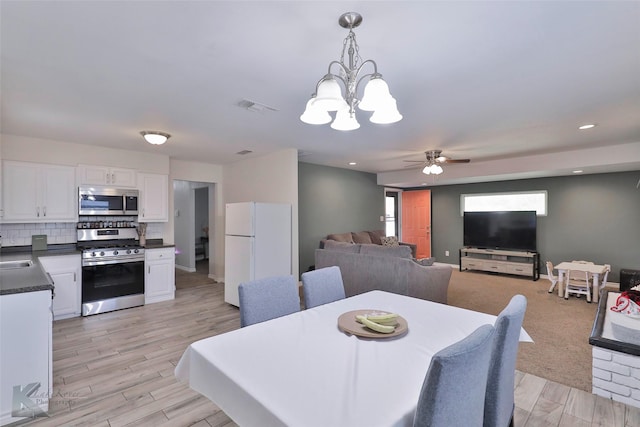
[237,99,278,113]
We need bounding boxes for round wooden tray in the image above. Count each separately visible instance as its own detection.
[337,309,408,339]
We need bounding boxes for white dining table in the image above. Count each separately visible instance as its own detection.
[175,290,532,427]
[555,261,608,303]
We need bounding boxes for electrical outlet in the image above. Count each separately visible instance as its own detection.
[445,250,450,257]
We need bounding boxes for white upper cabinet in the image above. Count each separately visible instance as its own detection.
[138,173,168,222]
[2,160,77,222]
[77,164,137,187]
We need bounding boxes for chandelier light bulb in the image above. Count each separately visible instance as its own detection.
[359,76,392,111]
[331,108,360,131]
[313,76,348,112]
[369,98,403,124]
[300,97,332,125]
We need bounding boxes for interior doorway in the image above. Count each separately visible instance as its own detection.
[173,180,214,276]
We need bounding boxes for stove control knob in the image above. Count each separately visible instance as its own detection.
[126,249,132,255]
[91,252,97,257]
[113,250,119,256]
[100,251,105,257]
[134,249,139,254]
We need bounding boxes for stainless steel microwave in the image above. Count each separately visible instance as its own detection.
[78,187,139,216]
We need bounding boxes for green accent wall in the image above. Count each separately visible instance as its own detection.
[429,171,640,282]
[298,162,384,275]
[299,165,639,283]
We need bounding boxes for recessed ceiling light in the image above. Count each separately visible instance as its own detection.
[348,162,357,166]
[578,124,596,130]
[573,170,583,174]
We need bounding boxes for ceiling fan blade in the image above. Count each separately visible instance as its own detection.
[403,160,427,163]
[441,158,471,164]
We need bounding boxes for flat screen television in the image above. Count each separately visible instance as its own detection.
[463,211,537,252]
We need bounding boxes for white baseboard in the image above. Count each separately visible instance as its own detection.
[175,265,196,273]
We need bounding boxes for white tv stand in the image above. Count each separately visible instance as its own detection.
[459,248,540,281]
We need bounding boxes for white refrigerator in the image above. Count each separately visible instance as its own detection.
[224,202,292,306]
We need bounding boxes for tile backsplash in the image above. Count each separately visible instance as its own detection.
[1,220,164,247]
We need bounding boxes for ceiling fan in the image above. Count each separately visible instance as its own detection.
[404,150,471,175]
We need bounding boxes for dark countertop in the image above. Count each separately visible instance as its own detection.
[0,244,79,296]
[143,239,175,249]
[0,241,174,295]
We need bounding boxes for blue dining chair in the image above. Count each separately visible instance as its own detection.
[484,294,527,427]
[414,324,496,427]
[301,266,346,308]
[238,275,300,327]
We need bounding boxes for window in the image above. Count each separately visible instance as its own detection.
[461,191,547,215]
[385,191,399,237]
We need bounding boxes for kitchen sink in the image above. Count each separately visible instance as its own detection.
[0,260,34,269]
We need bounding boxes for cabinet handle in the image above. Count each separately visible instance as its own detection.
[111,173,115,183]
[43,206,47,217]
[74,272,77,282]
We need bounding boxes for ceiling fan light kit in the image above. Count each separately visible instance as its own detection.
[300,12,402,131]
[405,150,471,175]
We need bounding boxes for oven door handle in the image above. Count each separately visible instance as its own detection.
[82,257,145,267]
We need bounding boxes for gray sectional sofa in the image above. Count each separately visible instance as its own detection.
[315,240,453,304]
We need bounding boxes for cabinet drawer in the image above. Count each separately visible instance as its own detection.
[145,247,174,261]
[506,264,533,276]
[461,258,483,269]
[484,262,507,273]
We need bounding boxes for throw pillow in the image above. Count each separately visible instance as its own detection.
[381,236,399,247]
[352,231,373,244]
[327,232,355,244]
[367,230,386,245]
[414,257,436,266]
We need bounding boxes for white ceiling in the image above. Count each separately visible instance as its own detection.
[2,1,639,187]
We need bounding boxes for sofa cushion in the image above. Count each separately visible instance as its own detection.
[367,230,386,245]
[352,231,373,244]
[323,240,360,253]
[327,232,355,244]
[381,236,399,247]
[360,243,412,259]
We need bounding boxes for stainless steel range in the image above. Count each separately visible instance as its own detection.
[77,227,145,316]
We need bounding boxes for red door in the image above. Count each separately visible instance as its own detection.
[401,190,431,258]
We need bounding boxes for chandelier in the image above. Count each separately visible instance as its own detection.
[300,12,402,131]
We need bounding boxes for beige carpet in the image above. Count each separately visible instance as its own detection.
[447,268,598,393]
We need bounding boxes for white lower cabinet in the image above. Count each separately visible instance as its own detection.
[145,247,175,304]
[39,255,82,320]
[0,290,52,426]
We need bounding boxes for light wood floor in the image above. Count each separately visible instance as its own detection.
[18,271,640,427]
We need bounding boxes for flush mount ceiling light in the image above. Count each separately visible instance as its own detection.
[578,124,596,130]
[140,131,171,145]
[300,12,402,131]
